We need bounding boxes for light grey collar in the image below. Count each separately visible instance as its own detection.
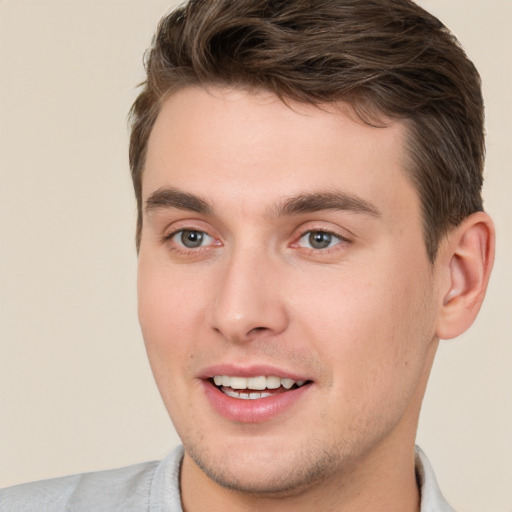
[415,445,456,512]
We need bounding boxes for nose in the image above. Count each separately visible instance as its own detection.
[209,247,289,343]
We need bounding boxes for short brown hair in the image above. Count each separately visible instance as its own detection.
[129,0,484,261]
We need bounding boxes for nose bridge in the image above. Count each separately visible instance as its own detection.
[210,240,288,341]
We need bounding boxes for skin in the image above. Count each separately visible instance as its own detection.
[137,86,494,511]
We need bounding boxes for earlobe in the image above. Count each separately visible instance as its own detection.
[436,212,495,340]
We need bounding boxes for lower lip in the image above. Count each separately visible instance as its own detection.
[202,380,311,423]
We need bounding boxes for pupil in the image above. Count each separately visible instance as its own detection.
[309,231,331,249]
[181,230,203,248]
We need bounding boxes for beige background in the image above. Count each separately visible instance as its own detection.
[0,0,510,510]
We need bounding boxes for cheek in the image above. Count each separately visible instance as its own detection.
[137,260,207,414]
[136,260,208,404]
[137,258,207,343]
[294,258,433,391]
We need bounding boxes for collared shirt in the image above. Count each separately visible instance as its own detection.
[415,446,456,512]
[0,445,455,511]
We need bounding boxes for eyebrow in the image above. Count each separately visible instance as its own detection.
[272,191,381,218]
[144,187,380,218]
[145,187,213,215]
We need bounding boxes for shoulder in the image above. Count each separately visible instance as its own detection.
[0,459,161,512]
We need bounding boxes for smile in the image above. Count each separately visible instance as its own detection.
[212,375,307,400]
[201,368,313,422]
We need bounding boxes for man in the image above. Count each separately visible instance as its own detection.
[0,0,495,510]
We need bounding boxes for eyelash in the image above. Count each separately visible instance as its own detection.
[293,228,349,252]
[162,227,350,255]
[163,228,219,252]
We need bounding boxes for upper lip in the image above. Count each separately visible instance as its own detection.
[198,363,311,382]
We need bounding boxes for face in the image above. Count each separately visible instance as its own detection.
[138,87,441,495]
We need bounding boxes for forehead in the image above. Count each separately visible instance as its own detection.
[143,86,418,221]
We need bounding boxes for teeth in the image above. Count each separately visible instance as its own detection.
[281,378,294,389]
[223,389,274,400]
[266,376,281,389]
[230,376,247,390]
[212,375,307,391]
[247,376,266,390]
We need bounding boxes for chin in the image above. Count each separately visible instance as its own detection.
[183,434,343,497]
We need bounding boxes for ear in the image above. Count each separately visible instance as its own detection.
[435,212,495,340]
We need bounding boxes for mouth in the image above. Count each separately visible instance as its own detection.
[210,375,310,400]
[200,367,313,422]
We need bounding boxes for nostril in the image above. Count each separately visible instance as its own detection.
[248,326,268,334]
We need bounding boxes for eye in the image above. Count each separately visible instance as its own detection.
[171,229,215,249]
[297,230,344,250]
